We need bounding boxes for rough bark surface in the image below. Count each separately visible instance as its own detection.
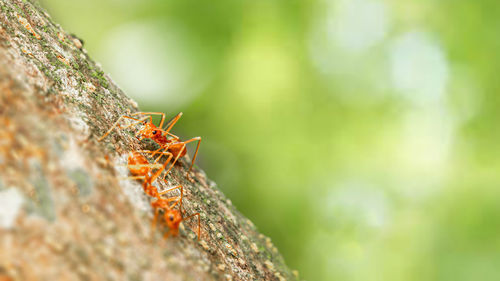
[0,1,298,280]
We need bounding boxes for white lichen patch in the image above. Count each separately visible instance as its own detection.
[128,98,138,108]
[274,272,286,281]
[200,239,210,251]
[19,44,34,56]
[51,42,72,62]
[44,235,64,252]
[224,242,237,257]
[66,114,90,137]
[265,237,273,249]
[60,138,86,170]
[85,82,96,93]
[217,263,226,271]
[120,178,151,212]
[55,68,82,99]
[0,188,25,229]
[209,223,216,232]
[57,32,65,42]
[250,243,259,254]
[72,37,83,49]
[264,260,275,271]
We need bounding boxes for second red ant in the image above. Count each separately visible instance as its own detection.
[126,151,201,240]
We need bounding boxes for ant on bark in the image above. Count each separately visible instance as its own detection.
[151,186,201,240]
[126,151,201,240]
[100,112,201,181]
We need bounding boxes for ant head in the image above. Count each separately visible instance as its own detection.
[136,121,160,140]
[165,209,182,229]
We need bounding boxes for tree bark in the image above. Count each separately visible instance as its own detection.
[0,1,298,280]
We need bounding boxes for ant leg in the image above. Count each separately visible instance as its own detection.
[166,132,182,141]
[120,116,150,131]
[163,196,182,212]
[161,144,186,181]
[182,137,202,178]
[149,153,174,183]
[182,212,201,241]
[152,205,160,230]
[147,148,183,182]
[98,115,148,141]
[158,184,183,196]
[136,149,173,164]
[159,185,184,212]
[152,147,173,164]
[118,175,146,181]
[130,112,166,128]
[163,112,183,135]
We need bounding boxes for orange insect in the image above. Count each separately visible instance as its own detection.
[126,151,173,197]
[126,151,201,240]
[100,112,202,181]
[151,186,201,240]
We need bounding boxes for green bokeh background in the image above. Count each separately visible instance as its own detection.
[40,0,500,280]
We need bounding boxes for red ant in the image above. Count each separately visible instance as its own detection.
[151,186,201,240]
[126,151,201,240]
[100,112,201,181]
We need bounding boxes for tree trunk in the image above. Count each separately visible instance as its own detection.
[0,1,298,280]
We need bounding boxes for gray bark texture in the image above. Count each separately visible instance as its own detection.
[0,1,299,280]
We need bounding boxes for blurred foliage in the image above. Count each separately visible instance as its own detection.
[40,0,500,280]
